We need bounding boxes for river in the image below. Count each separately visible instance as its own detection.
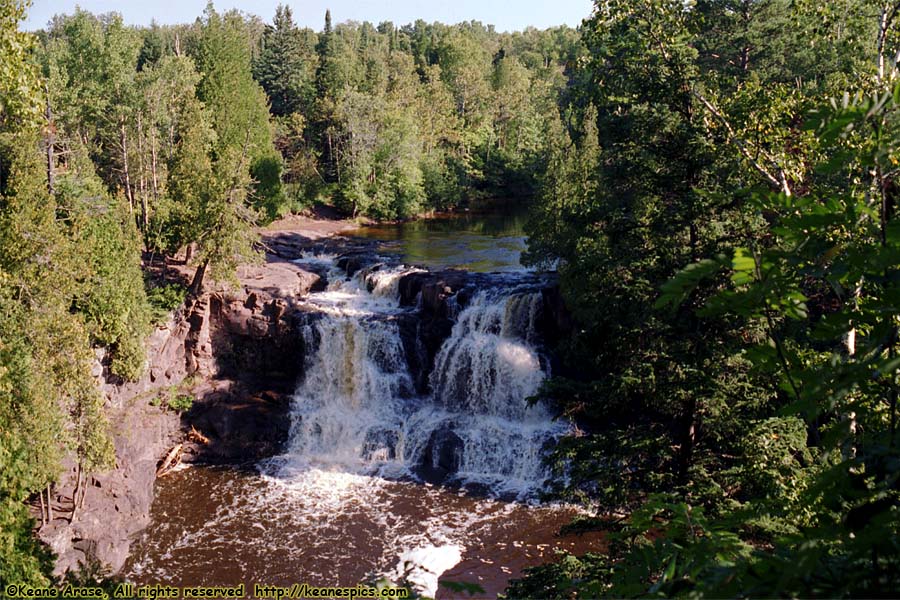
[124,209,601,598]
[344,208,530,273]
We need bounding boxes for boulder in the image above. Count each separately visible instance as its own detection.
[362,427,400,462]
[336,251,380,277]
[419,426,464,482]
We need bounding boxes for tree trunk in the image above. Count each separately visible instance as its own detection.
[46,484,53,523]
[120,119,135,219]
[44,92,55,195]
[137,112,149,232]
[677,397,698,485]
[190,258,210,296]
[151,130,160,201]
[70,463,79,522]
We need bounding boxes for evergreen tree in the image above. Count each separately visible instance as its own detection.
[253,5,313,117]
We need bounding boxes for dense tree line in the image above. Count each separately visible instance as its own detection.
[251,6,582,218]
[0,0,579,586]
[6,0,899,594]
[511,0,900,596]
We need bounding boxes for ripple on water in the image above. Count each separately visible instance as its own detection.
[124,465,603,598]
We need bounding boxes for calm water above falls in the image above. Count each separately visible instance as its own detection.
[345,209,530,272]
[125,214,597,598]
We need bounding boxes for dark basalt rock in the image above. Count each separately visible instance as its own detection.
[398,270,470,316]
[183,387,292,464]
[207,295,310,383]
[39,402,181,576]
[336,251,382,277]
[362,427,400,461]
[417,426,464,483]
[539,286,572,343]
[397,312,453,395]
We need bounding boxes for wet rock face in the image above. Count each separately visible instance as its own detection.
[397,313,453,395]
[362,428,400,461]
[336,251,381,277]
[539,286,573,347]
[418,426,465,483]
[398,270,470,316]
[395,269,573,395]
[183,387,292,464]
[395,270,472,395]
[206,293,308,382]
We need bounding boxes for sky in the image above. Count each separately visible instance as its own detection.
[24,0,595,32]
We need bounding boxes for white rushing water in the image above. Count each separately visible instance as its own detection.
[276,254,567,497]
[242,254,571,594]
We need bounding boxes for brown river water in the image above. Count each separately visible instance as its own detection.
[124,466,603,598]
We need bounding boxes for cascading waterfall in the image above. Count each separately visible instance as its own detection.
[125,231,590,597]
[430,290,546,417]
[288,316,412,466]
[402,289,562,491]
[279,254,566,497]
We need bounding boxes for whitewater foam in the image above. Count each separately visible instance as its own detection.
[276,254,567,498]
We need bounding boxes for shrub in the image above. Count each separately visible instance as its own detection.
[146,282,187,324]
[168,394,194,412]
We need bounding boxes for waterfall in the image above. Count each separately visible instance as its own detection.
[430,290,546,418]
[403,289,563,493]
[280,255,566,497]
[287,315,412,467]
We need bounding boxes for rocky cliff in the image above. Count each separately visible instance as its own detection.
[37,222,572,577]
[37,225,350,576]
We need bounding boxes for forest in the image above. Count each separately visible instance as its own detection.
[1,0,900,597]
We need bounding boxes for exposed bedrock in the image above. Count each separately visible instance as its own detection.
[37,229,572,577]
[38,233,336,577]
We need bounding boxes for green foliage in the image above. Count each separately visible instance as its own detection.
[738,417,812,510]
[57,177,151,381]
[420,152,462,210]
[19,0,900,594]
[504,553,613,599]
[525,0,779,518]
[61,556,124,599]
[438,580,485,597]
[0,0,43,128]
[0,333,57,589]
[146,282,187,324]
[0,3,150,582]
[514,0,900,598]
[167,394,194,413]
[251,154,287,222]
[43,9,142,197]
[179,3,275,290]
[193,4,274,165]
[268,12,580,217]
[252,5,316,117]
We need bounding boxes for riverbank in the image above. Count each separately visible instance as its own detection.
[36,211,362,576]
[37,207,577,596]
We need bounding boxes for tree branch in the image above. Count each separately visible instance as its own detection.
[692,89,792,196]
